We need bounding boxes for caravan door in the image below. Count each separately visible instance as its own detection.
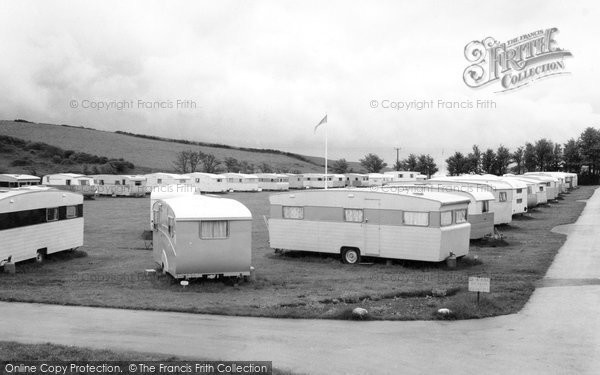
[363,198,381,256]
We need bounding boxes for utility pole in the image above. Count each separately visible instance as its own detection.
[394,147,401,168]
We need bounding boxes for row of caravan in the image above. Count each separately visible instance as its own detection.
[153,171,578,278]
[1,171,429,197]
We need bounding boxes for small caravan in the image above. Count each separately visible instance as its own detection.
[90,175,146,197]
[428,178,513,225]
[145,173,191,192]
[345,173,369,187]
[256,173,290,191]
[285,174,304,189]
[387,183,495,239]
[0,174,40,188]
[220,173,260,192]
[439,176,528,216]
[152,195,252,279]
[42,173,97,198]
[520,174,560,200]
[384,171,420,182]
[0,187,84,264]
[502,175,548,206]
[268,188,471,263]
[302,173,346,189]
[366,173,394,186]
[186,173,228,193]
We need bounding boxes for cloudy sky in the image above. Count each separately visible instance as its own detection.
[0,0,598,171]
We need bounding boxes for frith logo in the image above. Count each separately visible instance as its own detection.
[463,28,572,92]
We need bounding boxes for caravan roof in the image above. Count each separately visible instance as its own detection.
[390,183,494,202]
[163,195,252,221]
[0,174,40,182]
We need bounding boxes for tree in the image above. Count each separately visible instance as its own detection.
[403,154,419,171]
[511,146,524,174]
[481,149,496,174]
[445,152,468,176]
[534,138,554,171]
[223,157,240,172]
[201,154,221,173]
[257,162,273,173]
[494,145,511,175]
[173,150,191,173]
[189,150,205,172]
[359,153,387,173]
[393,160,405,171]
[524,142,537,172]
[331,158,349,174]
[549,143,563,171]
[466,145,482,174]
[563,138,582,173]
[416,154,438,177]
[238,160,255,174]
[578,127,600,175]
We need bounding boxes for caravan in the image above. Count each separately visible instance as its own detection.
[0,174,40,188]
[152,195,252,279]
[186,173,228,193]
[256,173,290,191]
[90,175,146,197]
[42,173,97,198]
[268,188,471,263]
[0,187,84,264]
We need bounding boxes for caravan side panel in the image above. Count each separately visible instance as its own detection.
[0,219,84,263]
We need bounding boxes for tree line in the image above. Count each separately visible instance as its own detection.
[173,149,300,174]
[445,127,598,181]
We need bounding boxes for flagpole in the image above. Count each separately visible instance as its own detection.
[324,114,328,190]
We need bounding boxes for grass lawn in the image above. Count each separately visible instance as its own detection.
[0,341,295,375]
[0,186,595,320]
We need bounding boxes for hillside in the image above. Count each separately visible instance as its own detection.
[0,120,353,173]
[0,134,143,176]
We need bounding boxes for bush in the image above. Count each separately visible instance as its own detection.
[10,158,31,166]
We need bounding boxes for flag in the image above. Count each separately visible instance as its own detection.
[314,114,327,133]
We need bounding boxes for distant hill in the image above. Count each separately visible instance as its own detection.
[0,120,358,173]
[0,134,142,176]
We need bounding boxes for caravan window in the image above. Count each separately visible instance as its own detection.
[66,206,77,219]
[440,211,453,226]
[455,209,467,224]
[46,207,59,222]
[539,186,544,192]
[517,198,523,204]
[499,192,507,202]
[344,209,364,223]
[157,179,162,184]
[482,201,489,213]
[516,188,522,194]
[168,216,175,237]
[283,206,304,220]
[200,220,229,239]
[135,181,141,186]
[403,211,429,227]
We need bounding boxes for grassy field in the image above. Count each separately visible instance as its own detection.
[0,120,331,173]
[0,186,595,320]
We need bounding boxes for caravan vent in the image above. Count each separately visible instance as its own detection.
[288,194,295,198]
[347,194,355,198]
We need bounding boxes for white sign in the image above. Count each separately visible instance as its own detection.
[468,277,490,293]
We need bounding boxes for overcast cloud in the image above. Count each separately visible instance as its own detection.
[0,0,598,171]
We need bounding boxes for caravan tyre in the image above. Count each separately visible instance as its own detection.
[342,248,360,264]
[35,251,45,263]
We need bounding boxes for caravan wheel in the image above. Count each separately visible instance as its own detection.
[35,251,45,263]
[342,248,360,264]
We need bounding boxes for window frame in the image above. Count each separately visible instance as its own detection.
[499,192,507,202]
[402,211,430,227]
[282,206,304,220]
[454,209,468,224]
[46,207,59,222]
[199,220,230,240]
[66,205,77,219]
[440,211,453,227]
[344,208,364,223]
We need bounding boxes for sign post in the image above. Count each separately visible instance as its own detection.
[468,276,490,305]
